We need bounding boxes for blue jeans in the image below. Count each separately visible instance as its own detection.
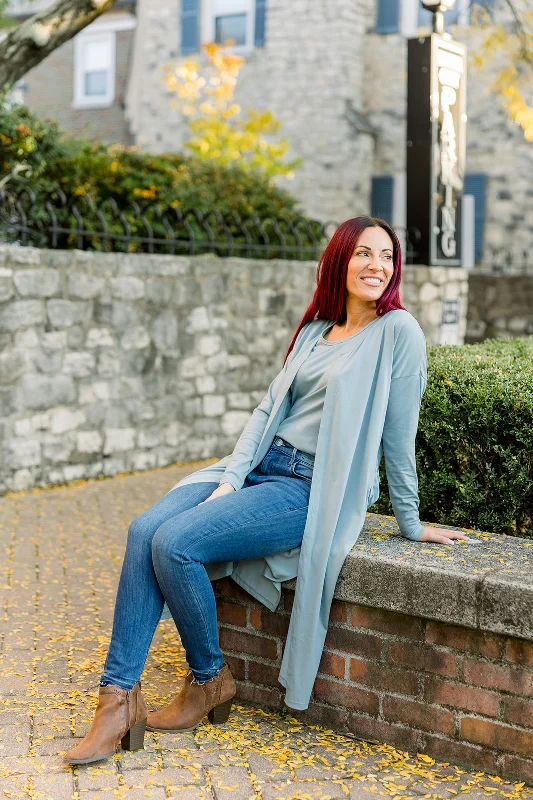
[100,437,314,688]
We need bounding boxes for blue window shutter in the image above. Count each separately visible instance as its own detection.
[254,0,266,46]
[181,0,199,54]
[376,0,400,33]
[371,176,394,224]
[465,173,487,262]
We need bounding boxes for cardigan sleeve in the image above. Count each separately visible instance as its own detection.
[381,317,428,541]
[220,324,310,491]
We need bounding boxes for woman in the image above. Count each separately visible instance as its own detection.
[64,216,469,766]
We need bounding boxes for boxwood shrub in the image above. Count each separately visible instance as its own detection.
[371,337,533,538]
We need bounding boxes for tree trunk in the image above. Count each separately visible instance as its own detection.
[0,0,117,90]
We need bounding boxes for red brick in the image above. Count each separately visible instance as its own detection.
[330,600,348,624]
[349,657,418,695]
[313,677,379,715]
[325,627,381,659]
[505,638,533,667]
[283,590,294,612]
[500,753,533,785]
[216,578,259,606]
[248,608,289,638]
[318,651,346,679]
[234,680,283,710]
[351,605,423,640]
[383,695,455,736]
[296,701,349,732]
[424,676,499,717]
[219,628,278,660]
[463,658,533,696]
[347,713,418,753]
[461,717,533,759]
[388,641,458,677]
[217,601,246,627]
[502,696,533,728]
[417,733,500,774]
[248,660,280,688]
[426,622,503,659]
[224,655,246,681]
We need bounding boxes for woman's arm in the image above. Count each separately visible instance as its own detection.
[382,318,471,544]
[381,371,426,541]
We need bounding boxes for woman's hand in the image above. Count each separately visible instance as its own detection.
[419,525,472,545]
[199,482,236,504]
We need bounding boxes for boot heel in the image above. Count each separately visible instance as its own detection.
[208,699,232,725]
[121,718,146,751]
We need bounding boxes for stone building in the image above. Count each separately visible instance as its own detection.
[10,0,533,262]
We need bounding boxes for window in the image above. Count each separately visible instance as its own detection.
[215,12,247,45]
[74,31,115,108]
[201,0,264,52]
[73,15,135,109]
[376,0,400,34]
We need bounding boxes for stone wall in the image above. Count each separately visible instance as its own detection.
[0,245,467,495]
[466,273,533,343]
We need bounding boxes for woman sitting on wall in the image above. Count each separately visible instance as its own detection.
[64,215,468,766]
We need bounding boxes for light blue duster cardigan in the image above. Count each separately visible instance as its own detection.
[164,309,428,710]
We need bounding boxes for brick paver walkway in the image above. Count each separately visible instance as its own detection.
[1,466,532,800]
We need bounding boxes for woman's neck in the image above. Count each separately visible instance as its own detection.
[341,298,378,334]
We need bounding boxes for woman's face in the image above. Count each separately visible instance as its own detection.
[345,226,395,305]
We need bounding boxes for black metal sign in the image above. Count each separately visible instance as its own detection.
[407,35,467,266]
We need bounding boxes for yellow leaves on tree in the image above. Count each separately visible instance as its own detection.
[164,43,301,178]
[471,1,533,141]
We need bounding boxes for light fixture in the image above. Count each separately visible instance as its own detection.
[421,0,457,34]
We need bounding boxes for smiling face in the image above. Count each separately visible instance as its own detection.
[345,225,395,308]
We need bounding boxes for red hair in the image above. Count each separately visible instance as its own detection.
[284,215,406,364]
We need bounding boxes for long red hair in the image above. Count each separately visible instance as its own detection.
[284,215,405,364]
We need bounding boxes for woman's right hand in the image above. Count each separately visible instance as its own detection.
[199,483,236,504]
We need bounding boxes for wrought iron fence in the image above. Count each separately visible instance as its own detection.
[0,186,422,263]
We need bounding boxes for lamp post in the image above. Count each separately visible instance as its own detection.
[421,0,457,35]
[406,0,467,267]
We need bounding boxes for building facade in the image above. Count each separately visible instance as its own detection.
[9,0,136,144]
[11,0,533,263]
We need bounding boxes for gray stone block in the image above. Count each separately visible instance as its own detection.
[5,439,41,469]
[22,374,76,410]
[0,300,44,331]
[14,269,60,297]
[47,300,91,328]
[68,273,106,299]
[152,310,178,353]
[0,351,25,384]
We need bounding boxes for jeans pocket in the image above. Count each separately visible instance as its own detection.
[292,460,313,483]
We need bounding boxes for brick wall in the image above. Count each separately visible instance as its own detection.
[215,578,533,785]
[22,24,134,145]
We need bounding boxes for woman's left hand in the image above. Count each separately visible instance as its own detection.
[419,525,471,545]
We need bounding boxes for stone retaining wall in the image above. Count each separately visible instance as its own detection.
[214,514,533,784]
[0,245,467,495]
[466,273,533,343]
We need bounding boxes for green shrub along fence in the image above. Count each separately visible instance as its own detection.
[372,337,533,538]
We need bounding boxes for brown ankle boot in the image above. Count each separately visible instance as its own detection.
[146,662,236,733]
[63,683,148,765]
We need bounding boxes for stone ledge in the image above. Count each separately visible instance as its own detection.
[283,513,533,641]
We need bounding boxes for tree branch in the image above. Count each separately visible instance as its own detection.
[0,0,117,90]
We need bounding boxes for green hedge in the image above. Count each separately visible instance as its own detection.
[371,337,533,538]
[1,102,322,255]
